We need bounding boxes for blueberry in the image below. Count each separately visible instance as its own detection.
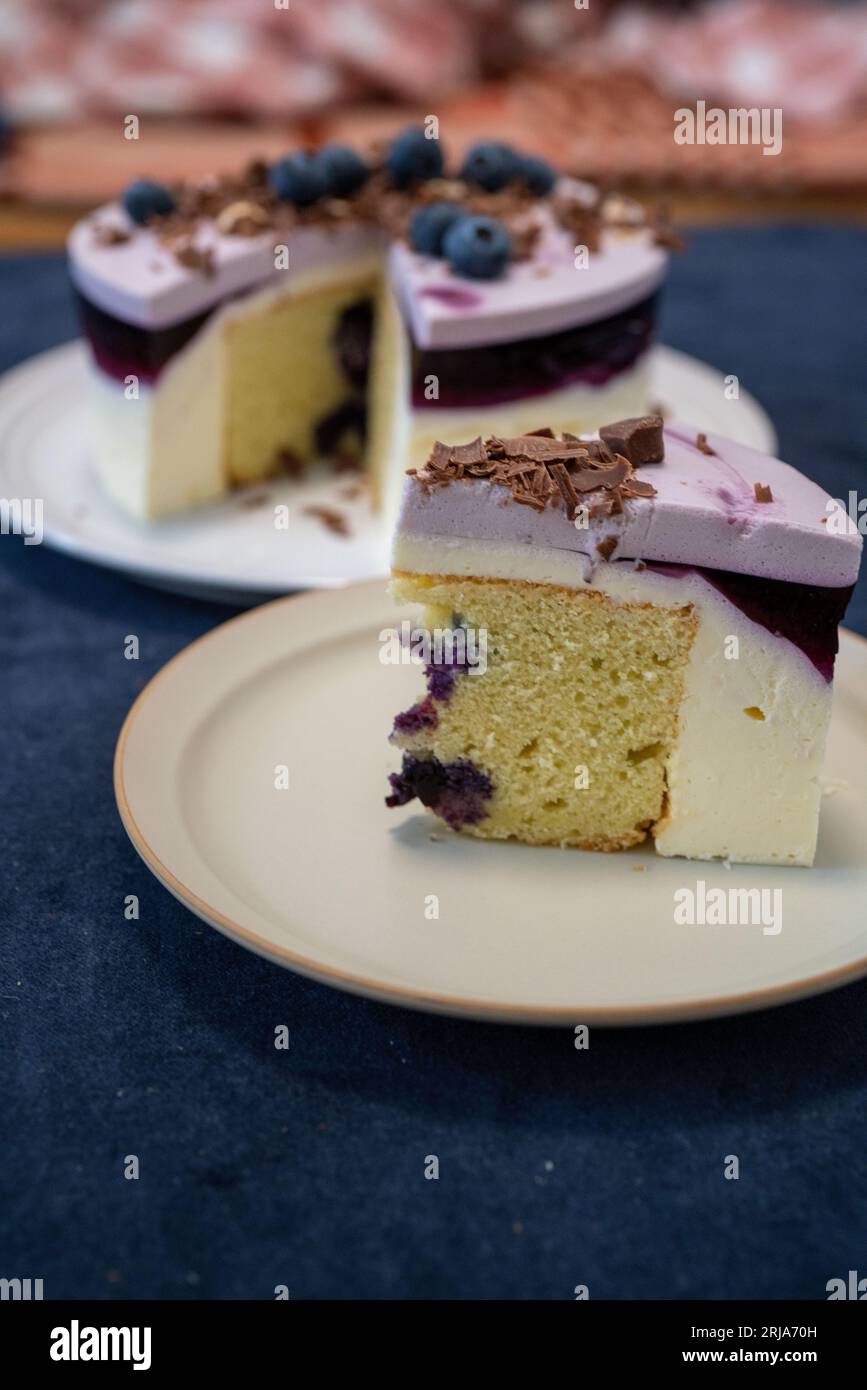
[318,145,369,198]
[518,154,557,196]
[268,153,327,207]
[459,141,519,193]
[443,215,512,280]
[387,127,445,189]
[122,179,177,226]
[409,201,463,256]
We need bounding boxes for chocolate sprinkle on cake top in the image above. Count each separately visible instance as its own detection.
[411,418,665,521]
[696,431,716,456]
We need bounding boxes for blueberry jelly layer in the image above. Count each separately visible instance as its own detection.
[410,293,658,409]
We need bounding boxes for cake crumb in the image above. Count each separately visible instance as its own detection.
[303,505,350,537]
[754,482,773,503]
[237,491,269,510]
[696,432,716,455]
[596,536,618,562]
[632,864,647,872]
[276,447,306,479]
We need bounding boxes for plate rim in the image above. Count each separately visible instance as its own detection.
[3,339,776,600]
[114,581,867,1027]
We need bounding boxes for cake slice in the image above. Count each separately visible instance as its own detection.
[386,419,861,865]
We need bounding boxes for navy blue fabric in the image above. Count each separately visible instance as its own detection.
[2,228,867,1301]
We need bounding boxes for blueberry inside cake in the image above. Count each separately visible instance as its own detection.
[386,417,861,865]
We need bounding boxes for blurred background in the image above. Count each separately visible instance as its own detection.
[1,0,866,247]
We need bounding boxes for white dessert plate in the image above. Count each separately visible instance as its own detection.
[115,580,867,1027]
[2,340,776,602]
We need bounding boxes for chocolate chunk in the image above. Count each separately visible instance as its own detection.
[596,536,618,561]
[754,482,773,503]
[599,415,665,467]
[696,432,716,456]
[173,242,215,276]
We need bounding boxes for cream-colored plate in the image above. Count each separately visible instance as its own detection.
[115,581,867,1026]
[1,341,776,601]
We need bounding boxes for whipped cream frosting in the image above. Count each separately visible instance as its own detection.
[393,424,863,587]
[68,179,666,347]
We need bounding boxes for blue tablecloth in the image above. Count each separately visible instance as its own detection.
[2,228,867,1300]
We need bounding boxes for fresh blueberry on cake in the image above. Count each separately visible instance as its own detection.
[68,129,670,521]
[122,179,177,226]
[442,214,513,280]
[268,152,329,208]
[460,141,521,193]
[409,201,464,257]
[386,418,862,866]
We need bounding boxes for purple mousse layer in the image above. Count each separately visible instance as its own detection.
[386,754,494,829]
[410,293,657,408]
[394,426,862,588]
[650,563,853,682]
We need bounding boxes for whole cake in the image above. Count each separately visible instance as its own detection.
[386,417,862,866]
[68,131,669,522]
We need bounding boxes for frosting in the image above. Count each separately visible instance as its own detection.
[393,424,863,588]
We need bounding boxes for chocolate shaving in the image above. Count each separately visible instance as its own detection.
[620,477,657,499]
[551,195,601,254]
[92,223,131,247]
[549,462,580,516]
[413,425,658,521]
[653,226,687,252]
[696,432,716,456]
[449,437,487,467]
[754,482,773,503]
[173,241,215,276]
